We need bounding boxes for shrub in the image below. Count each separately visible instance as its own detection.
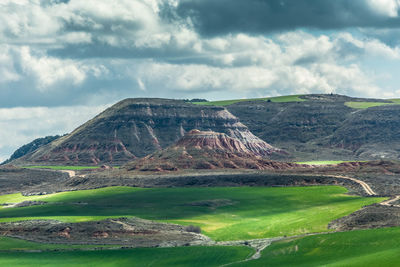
[185,225,201,233]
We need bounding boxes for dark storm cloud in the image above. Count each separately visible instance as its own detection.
[48,39,197,60]
[175,0,400,36]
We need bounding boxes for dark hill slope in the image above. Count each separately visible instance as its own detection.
[328,105,400,159]
[1,135,61,165]
[14,99,279,165]
[227,95,353,144]
[227,94,400,160]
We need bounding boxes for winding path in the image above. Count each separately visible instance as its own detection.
[381,195,400,207]
[60,170,76,178]
[59,170,86,178]
[324,175,377,196]
[218,237,284,266]
[324,174,400,207]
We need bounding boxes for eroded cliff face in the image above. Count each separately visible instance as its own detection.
[15,99,280,165]
[125,130,297,172]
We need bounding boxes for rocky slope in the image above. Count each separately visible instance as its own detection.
[13,99,279,165]
[327,105,400,159]
[125,129,299,171]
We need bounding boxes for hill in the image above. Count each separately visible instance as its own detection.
[1,135,62,165]
[124,129,296,171]
[226,94,400,160]
[12,99,279,166]
[9,94,400,166]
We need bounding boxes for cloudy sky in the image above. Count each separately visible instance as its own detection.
[1,0,400,161]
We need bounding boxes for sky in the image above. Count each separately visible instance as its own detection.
[1,0,400,162]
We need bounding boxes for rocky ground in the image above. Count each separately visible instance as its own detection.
[0,166,68,195]
[0,217,210,247]
[329,204,400,231]
[2,161,400,198]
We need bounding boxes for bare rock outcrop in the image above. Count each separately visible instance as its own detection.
[125,130,299,172]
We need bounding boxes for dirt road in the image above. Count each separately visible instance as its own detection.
[323,174,400,208]
[380,195,400,207]
[324,175,377,195]
[60,170,76,178]
[60,170,86,178]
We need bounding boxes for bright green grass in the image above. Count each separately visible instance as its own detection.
[192,95,305,106]
[23,166,99,170]
[0,246,252,267]
[0,237,117,251]
[234,227,400,267]
[345,99,400,109]
[295,160,365,165]
[0,186,384,241]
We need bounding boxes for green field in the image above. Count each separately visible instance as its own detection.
[0,245,252,267]
[0,186,384,241]
[234,227,400,267]
[345,99,400,109]
[0,237,118,251]
[23,166,100,170]
[192,95,305,106]
[3,228,400,267]
[295,160,365,165]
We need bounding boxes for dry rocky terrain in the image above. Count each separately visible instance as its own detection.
[0,217,210,247]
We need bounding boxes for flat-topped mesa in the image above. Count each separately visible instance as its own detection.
[12,98,282,166]
[124,129,299,172]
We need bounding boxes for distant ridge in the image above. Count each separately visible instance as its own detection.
[1,135,61,165]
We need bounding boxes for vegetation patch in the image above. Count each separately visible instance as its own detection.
[295,160,365,165]
[192,95,305,106]
[23,166,100,170]
[345,100,400,109]
[0,186,384,241]
[0,237,117,251]
[236,227,400,266]
[0,245,252,267]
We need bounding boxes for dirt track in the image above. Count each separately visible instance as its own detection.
[60,170,76,177]
[380,195,400,207]
[323,174,400,208]
[324,175,377,195]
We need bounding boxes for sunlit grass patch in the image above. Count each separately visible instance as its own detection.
[192,95,305,106]
[295,160,365,165]
[345,100,400,109]
[0,245,253,267]
[236,227,400,267]
[23,166,99,170]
